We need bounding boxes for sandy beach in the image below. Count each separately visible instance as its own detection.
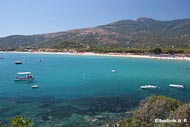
[1,51,190,61]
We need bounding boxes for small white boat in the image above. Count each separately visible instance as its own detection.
[112,69,116,73]
[169,84,184,88]
[141,85,159,89]
[15,60,22,64]
[14,72,34,81]
[31,85,39,88]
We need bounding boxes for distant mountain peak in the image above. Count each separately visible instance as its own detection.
[136,17,155,22]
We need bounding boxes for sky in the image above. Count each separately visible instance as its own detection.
[0,0,189,37]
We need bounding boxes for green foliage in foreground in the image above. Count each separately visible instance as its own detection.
[0,116,32,127]
[8,116,32,127]
[118,96,190,127]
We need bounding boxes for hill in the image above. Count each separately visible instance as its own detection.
[0,17,190,51]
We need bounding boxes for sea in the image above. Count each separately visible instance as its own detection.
[0,52,190,127]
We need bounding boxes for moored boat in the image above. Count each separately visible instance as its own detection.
[112,69,116,73]
[15,60,22,64]
[14,72,34,81]
[169,84,184,88]
[140,85,159,89]
[31,85,39,88]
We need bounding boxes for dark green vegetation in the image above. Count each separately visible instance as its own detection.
[0,17,190,52]
[118,96,190,127]
[78,47,189,54]
[0,116,31,127]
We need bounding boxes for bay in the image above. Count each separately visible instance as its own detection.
[0,53,190,127]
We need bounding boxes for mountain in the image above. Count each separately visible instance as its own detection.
[0,17,190,50]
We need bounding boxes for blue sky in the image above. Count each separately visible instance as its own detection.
[0,0,189,37]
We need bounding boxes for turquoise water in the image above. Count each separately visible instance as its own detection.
[0,53,190,126]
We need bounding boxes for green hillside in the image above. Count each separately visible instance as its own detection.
[0,17,190,51]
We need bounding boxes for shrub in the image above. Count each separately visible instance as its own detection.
[8,116,32,127]
[118,96,183,127]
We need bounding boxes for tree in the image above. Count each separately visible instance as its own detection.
[152,48,162,54]
[133,96,182,127]
[166,103,190,127]
[118,96,184,127]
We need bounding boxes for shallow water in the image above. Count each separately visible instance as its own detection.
[0,53,190,126]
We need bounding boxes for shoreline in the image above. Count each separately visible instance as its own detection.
[1,51,190,61]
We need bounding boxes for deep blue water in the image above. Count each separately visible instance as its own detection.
[0,52,190,127]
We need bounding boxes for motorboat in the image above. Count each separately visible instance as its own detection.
[31,85,39,88]
[112,69,116,73]
[14,72,34,81]
[15,60,22,64]
[169,84,184,88]
[141,85,159,89]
